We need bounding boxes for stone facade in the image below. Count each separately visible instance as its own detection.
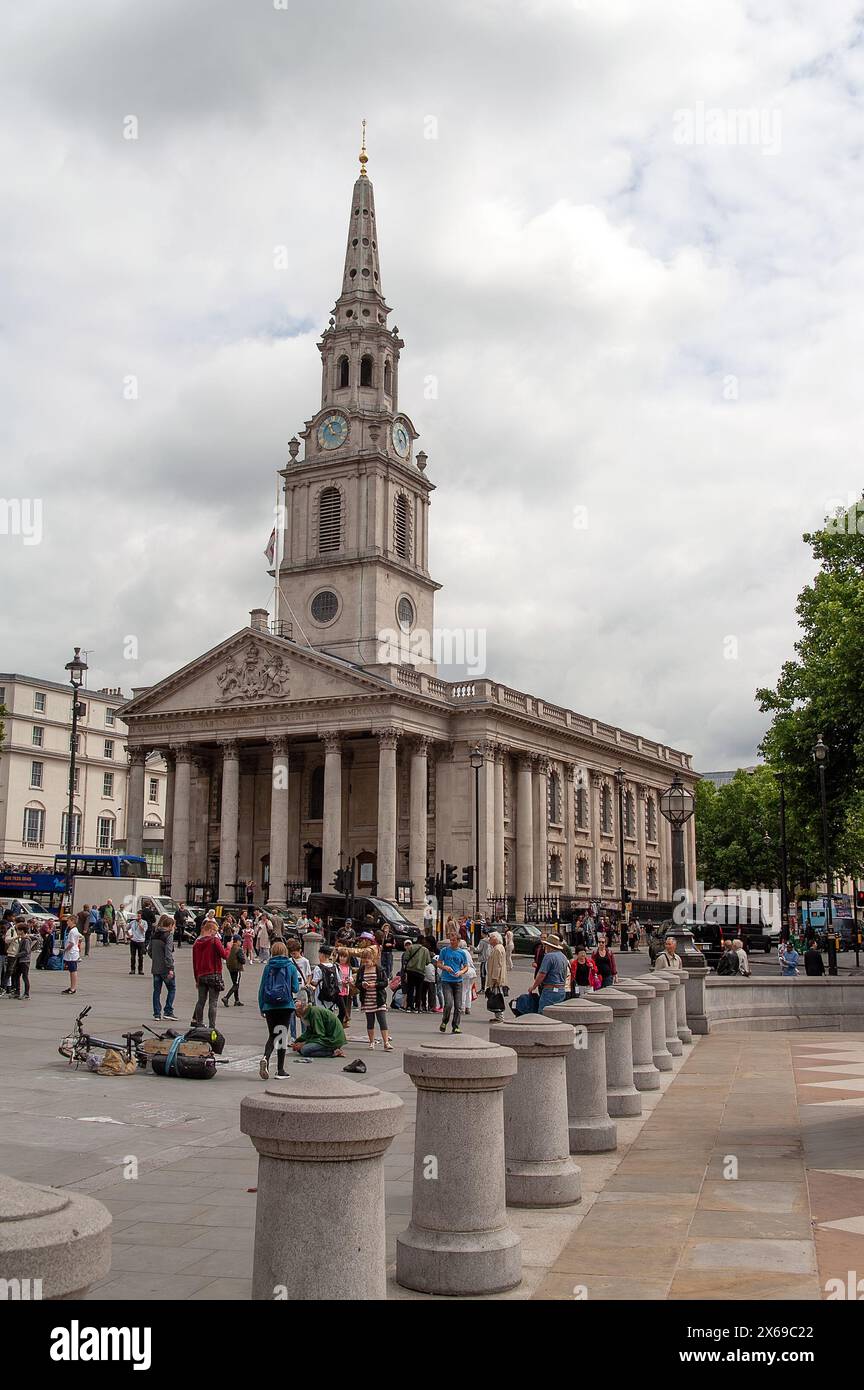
[119,146,697,913]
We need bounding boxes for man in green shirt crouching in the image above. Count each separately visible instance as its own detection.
[292,998,347,1058]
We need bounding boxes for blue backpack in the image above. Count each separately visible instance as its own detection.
[262,958,295,1007]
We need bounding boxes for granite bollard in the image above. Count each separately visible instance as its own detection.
[240,1073,403,1300]
[582,987,642,1117]
[488,1015,582,1207]
[662,973,684,1056]
[0,1173,112,1300]
[683,960,710,1034]
[672,968,693,1044]
[302,930,323,969]
[616,978,661,1090]
[645,972,674,1071]
[544,999,617,1152]
[396,1035,522,1295]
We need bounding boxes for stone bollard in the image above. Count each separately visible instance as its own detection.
[0,1173,112,1300]
[302,930,323,968]
[661,973,684,1056]
[646,972,674,1071]
[672,969,693,1044]
[582,988,641,1117]
[488,1015,582,1208]
[544,1000,617,1152]
[682,960,710,1034]
[396,1036,522,1295]
[241,1073,403,1300]
[616,978,661,1091]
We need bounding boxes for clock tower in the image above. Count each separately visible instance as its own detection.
[276,131,440,672]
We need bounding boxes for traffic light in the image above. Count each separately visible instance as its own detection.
[444,864,458,888]
[425,873,437,896]
[623,890,631,904]
[461,866,475,889]
[332,868,347,893]
[857,887,864,910]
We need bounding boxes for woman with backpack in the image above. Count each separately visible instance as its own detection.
[258,942,303,1079]
[356,947,393,1050]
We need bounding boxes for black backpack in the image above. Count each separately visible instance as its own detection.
[318,963,340,1004]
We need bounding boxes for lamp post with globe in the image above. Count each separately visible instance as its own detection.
[659,771,697,959]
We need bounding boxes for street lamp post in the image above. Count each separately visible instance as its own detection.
[63,647,88,908]
[470,746,484,935]
[775,771,790,938]
[813,735,837,977]
[659,771,697,959]
[614,767,628,951]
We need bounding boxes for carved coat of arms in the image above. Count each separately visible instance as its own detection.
[216,642,291,703]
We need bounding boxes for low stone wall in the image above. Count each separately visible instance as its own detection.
[706,975,864,1031]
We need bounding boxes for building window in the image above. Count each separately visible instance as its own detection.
[575,784,588,829]
[318,486,341,553]
[97,815,114,850]
[600,783,612,834]
[311,589,339,624]
[149,777,159,803]
[34,691,46,712]
[308,765,324,819]
[577,856,589,886]
[61,810,82,849]
[397,595,415,632]
[549,852,562,883]
[23,806,45,846]
[360,354,373,387]
[104,739,114,759]
[626,863,637,889]
[337,355,349,387]
[646,796,657,842]
[394,493,411,559]
[0,686,5,707]
[30,761,43,789]
[624,790,635,838]
[384,359,392,395]
[601,859,613,888]
[105,707,116,727]
[32,725,44,747]
[103,772,114,797]
[548,770,561,824]
[648,864,658,892]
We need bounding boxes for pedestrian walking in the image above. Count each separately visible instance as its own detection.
[62,918,82,994]
[255,914,270,962]
[653,936,682,971]
[191,917,230,1028]
[2,919,21,995]
[504,924,514,970]
[732,937,751,977]
[437,929,470,1034]
[223,934,246,1006]
[149,915,177,1020]
[128,913,147,975]
[11,921,36,999]
[592,938,618,987]
[258,942,302,1079]
[402,937,431,1013]
[484,930,508,1020]
[570,947,601,995]
[356,947,393,1050]
[804,944,825,976]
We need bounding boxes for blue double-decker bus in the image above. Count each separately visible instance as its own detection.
[52,853,148,881]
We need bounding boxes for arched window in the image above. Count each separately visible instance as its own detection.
[308,766,324,819]
[337,355,349,388]
[577,856,589,886]
[318,487,341,553]
[625,790,635,837]
[549,852,562,883]
[626,862,637,889]
[548,770,561,824]
[394,493,411,559]
[601,859,613,888]
[575,785,588,830]
[600,783,612,834]
[648,864,658,892]
[647,796,657,842]
[383,359,392,395]
[360,355,374,387]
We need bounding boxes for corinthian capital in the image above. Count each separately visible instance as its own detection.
[376,727,400,751]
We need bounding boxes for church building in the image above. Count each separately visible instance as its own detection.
[119,140,697,918]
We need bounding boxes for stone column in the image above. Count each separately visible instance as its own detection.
[396,1036,522,1296]
[287,751,304,878]
[488,1016,582,1207]
[646,972,674,1071]
[544,1000,617,1152]
[126,749,147,857]
[493,746,505,897]
[532,757,548,895]
[218,740,241,901]
[589,769,602,901]
[479,745,496,907]
[408,737,429,905]
[661,971,684,1057]
[321,733,342,893]
[683,959,710,1035]
[268,736,291,907]
[240,1075,403,1301]
[563,765,576,896]
[616,978,661,1091]
[515,755,533,912]
[0,1173,112,1300]
[161,750,175,888]
[583,987,641,1117]
[170,745,192,899]
[376,728,399,900]
[672,968,693,1044]
[636,784,647,898]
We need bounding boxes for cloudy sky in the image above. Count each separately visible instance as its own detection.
[2,0,862,771]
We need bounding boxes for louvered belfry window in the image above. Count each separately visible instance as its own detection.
[394,493,411,559]
[318,487,341,553]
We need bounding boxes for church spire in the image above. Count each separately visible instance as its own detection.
[339,125,386,307]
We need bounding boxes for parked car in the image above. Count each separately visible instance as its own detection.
[305,893,420,947]
[509,924,543,955]
[0,897,58,923]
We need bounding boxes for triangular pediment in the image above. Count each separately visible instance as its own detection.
[119,629,396,720]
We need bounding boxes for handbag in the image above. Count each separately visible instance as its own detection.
[198,972,224,992]
[486,987,505,1012]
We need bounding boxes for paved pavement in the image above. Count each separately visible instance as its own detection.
[1,941,861,1300]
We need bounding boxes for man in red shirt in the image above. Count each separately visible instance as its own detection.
[191,919,230,1028]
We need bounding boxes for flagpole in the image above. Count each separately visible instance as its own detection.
[273,473,281,634]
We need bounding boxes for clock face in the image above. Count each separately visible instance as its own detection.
[317,412,349,450]
[392,419,410,459]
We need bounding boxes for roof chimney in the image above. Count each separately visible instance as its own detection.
[250,608,269,634]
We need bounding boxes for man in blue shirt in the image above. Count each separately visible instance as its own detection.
[533,936,569,1013]
[437,930,470,1034]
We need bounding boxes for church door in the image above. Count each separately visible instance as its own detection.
[305,846,322,893]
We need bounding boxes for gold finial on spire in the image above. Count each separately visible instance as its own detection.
[359,118,368,176]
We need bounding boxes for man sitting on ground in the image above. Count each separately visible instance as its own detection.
[291,997,346,1058]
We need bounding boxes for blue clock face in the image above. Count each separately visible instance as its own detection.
[317,413,349,450]
[392,419,410,458]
